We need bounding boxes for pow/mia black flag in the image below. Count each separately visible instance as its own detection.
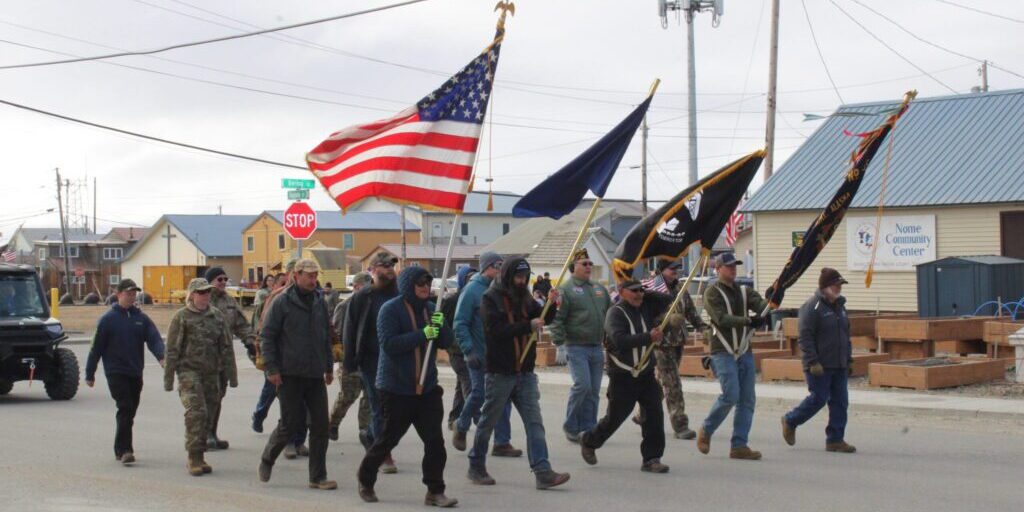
[764,91,915,308]
[612,149,764,282]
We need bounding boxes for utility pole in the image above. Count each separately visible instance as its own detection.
[763,0,780,181]
[641,116,649,216]
[661,0,723,271]
[55,169,74,301]
[400,205,407,268]
[980,60,989,92]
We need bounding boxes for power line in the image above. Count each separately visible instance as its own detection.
[848,0,1024,81]
[828,0,958,94]
[930,0,1024,24]
[727,0,768,158]
[0,0,430,70]
[801,0,845,104]
[0,97,307,170]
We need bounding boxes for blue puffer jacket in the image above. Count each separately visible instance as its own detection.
[454,272,492,358]
[375,266,453,396]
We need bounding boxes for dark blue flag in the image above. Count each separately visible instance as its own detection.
[512,95,653,219]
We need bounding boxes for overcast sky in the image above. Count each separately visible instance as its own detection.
[1,0,1022,242]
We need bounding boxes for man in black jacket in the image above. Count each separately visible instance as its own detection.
[466,257,570,490]
[781,268,856,454]
[344,252,399,473]
[257,259,336,490]
[580,279,672,473]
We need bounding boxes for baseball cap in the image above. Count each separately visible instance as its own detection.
[714,253,742,267]
[294,258,321,273]
[187,278,214,293]
[116,279,142,292]
[369,251,399,267]
[657,259,683,272]
[619,279,645,292]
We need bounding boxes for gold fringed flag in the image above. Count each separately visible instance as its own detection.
[612,149,764,282]
[764,90,916,308]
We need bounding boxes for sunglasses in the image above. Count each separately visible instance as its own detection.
[215,277,229,282]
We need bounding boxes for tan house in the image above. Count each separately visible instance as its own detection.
[242,210,420,284]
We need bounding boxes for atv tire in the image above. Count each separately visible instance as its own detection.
[45,348,79,401]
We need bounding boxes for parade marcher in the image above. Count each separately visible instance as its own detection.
[451,252,521,458]
[532,272,552,299]
[635,259,705,440]
[84,279,165,466]
[344,252,400,473]
[782,268,857,454]
[329,271,372,442]
[163,278,238,476]
[698,253,771,461]
[441,266,477,431]
[467,257,570,490]
[580,279,672,473]
[204,266,252,450]
[357,267,458,507]
[550,248,611,442]
[323,281,340,315]
[258,259,336,490]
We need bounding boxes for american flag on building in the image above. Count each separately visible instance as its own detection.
[2,249,16,263]
[724,207,745,247]
[306,31,503,214]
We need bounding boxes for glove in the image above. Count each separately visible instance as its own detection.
[749,315,769,330]
[555,345,567,366]
[229,377,239,388]
[431,312,445,328]
[809,362,825,377]
[422,325,440,341]
[467,353,484,370]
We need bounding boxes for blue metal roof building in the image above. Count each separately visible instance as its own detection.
[744,89,1024,213]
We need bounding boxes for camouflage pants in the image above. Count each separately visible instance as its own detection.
[654,346,690,432]
[330,367,370,432]
[177,370,220,453]
[207,373,228,439]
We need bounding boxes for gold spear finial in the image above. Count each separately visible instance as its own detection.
[494,1,515,30]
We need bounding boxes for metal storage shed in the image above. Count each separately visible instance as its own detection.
[916,255,1024,317]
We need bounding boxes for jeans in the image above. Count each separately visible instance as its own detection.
[358,388,447,494]
[582,371,665,462]
[564,344,604,435]
[106,373,143,457]
[469,372,551,473]
[254,377,306,445]
[360,363,382,443]
[447,352,472,424]
[456,365,512,445]
[702,351,756,449]
[784,368,849,443]
[261,376,330,483]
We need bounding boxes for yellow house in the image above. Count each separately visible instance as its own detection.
[241,210,420,284]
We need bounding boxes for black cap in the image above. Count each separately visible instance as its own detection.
[714,253,742,267]
[116,279,141,292]
[657,259,683,272]
[819,267,849,289]
[619,279,645,292]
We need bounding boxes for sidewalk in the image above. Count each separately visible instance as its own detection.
[437,367,1024,420]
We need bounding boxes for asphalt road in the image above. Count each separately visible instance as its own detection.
[1,345,1020,512]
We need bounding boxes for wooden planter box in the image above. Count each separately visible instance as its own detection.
[761,353,892,381]
[781,313,913,339]
[851,336,878,352]
[678,348,791,377]
[682,345,707,355]
[935,339,987,356]
[874,317,994,360]
[868,357,1005,390]
[983,320,1024,346]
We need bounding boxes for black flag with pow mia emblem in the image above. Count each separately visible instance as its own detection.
[612,150,764,283]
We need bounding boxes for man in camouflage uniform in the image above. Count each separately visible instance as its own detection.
[204,266,253,450]
[329,271,371,442]
[636,259,705,440]
[164,278,238,476]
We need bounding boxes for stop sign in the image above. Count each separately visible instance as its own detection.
[283,201,317,240]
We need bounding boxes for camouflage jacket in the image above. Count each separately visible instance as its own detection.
[164,305,238,390]
[661,285,705,348]
[211,289,255,346]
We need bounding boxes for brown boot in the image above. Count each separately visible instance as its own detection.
[199,452,212,474]
[729,446,762,461]
[492,444,523,457]
[641,459,670,473]
[424,492,459,508]
[781,416,796,446]
[452,431,467,451]
[826,441,857,453]
[696,427,711,455]
[187,452,204,476]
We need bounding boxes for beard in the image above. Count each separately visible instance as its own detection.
[374,272,396,289]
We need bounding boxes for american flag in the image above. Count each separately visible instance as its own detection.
[725,207,745,246]
[2,249,16,263]
[642,275,669,294]
[306,33,503,214]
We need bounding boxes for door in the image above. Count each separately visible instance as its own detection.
[935,264,977,316]
[1000,211,1024,259]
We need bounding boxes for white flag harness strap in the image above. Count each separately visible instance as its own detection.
[607,305,649,378]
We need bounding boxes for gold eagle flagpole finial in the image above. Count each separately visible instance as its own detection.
[494,1,515,30]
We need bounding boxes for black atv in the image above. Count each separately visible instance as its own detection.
[0,263,79,400]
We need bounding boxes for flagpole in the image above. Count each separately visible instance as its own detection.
[634,249,709,372]
[520,197,598,366]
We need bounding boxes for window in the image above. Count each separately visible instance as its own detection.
[248,267,255,283]
[460,223,469,236]
[277,234,286,250]
[59,246,79,258]
[502,223,510,235]
[343,233,354,251]
[109,275,120,285]
[246,236,254,252]
[38,247,47,260]
[103,247,123,260]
